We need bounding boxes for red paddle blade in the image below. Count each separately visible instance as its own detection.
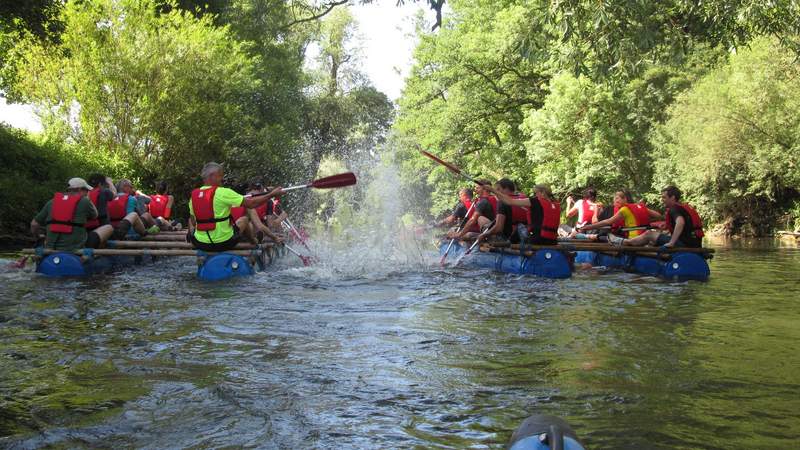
[310,172,357,189]
[419,150,462,176]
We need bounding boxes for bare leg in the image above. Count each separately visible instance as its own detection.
[477,216,491,229]
[93,224,114,244]
[623,230,661,246]
[140,212,157,228]
[236,216,255,243]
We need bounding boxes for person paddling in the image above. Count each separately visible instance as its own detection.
[579,190,662,239]
[446,181,496,240]
[478,179,530,244]
[603,185,704,249]
[188,162,283,252]
[436,188,473,228]
[485,184,560,245]
[30,178,115,251]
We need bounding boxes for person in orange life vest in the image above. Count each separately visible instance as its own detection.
[485,183,560,245]
[447,181,497,240]
[479,179,531,244]
[256,183,288,231]
[606,185,704,249]
[188,162,283,252]
[565,187,601,237]
[436,188,473,228]
[116,179,161,229]
[147,181,180,230]
[86,173,117,229]
[30,178,116,251]
[107,181,160,239]
[236,183,284,244]
[579,190,662,238]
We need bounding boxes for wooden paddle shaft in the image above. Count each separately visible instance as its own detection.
[23,248,262,257]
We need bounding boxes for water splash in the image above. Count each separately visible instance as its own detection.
[274,154,435,280]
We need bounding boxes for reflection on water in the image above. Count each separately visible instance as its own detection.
[1,239,799,448]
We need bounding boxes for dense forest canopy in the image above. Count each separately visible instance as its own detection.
[2,0,800,236]
[394,0,800,235]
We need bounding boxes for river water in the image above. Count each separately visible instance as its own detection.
[1,236,798,449]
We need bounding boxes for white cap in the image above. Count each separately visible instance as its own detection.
[67,177,92,190]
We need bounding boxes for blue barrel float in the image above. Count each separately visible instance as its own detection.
[439,240,572,279]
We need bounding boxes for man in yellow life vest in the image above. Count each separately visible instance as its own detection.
[188,162,283,252]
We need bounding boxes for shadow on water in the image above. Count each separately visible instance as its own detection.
[1,236,799,448]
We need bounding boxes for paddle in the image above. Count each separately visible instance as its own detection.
[440,203,476,266]
[283,243,315,266]
[418,149,485,185]
[282,219,311,251]
[246,172,357,197]
[7,256,28,269]
[452,219,496,267]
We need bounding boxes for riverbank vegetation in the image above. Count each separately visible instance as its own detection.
[0,0,392,236]
[394,0,800,235]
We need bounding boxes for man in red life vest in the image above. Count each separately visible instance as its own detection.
[480,179,531,243]
[107,182,160,239]
[436,188,473,228]
[31,178,115,251]
[486,183,560,245]
[606,185,704,249]
[188,162,283,252]
[447,181,497,240]
[117,179,162,229]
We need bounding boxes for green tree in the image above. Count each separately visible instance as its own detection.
[652,38,800,235]
[6,0,261,193]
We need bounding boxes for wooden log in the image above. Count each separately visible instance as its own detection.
[22,248,261,257]
[141,234,187,241]
[106,240,267,250]
[480,245,675,261]
[506,242,714,254]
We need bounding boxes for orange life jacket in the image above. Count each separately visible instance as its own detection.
[191,186,230,231]
[510,193,530,225]
[535,197,561,240]
[107,194,130,227]
[48,193,83,234]
[85,187,102,230]
[665,203,705,238]
[149,194,170,219]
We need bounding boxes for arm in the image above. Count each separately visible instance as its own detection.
[481,213,505,240]
[448,211,479,239]
[31,219,43,238]
[242,187,283,209]
[580,211,623,231]
[665,216,685,247]
[647,208,663,221]
[483,185,532,208]
[566,196,575,216]
[247,208,283,243]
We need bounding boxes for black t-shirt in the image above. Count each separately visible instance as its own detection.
[474,197,495,221]
[452,202,468,220]
[497,202,513,238]
[528,198,544,239]
[96,188,114,225]
[668,205,702,247]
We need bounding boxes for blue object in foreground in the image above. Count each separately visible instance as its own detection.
[440,241,572,279]
[196,253,255,281]
[575,250,710,281]
[36,251,138,277]
[508,415,586,450]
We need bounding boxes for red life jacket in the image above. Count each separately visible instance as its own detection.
[665,203,705,238]
[191,186,231,231]
[577,199,595,227]
[255,203,268,220]
[485,195,498,215]
[230,206,246,222]
[85,188,102,230]
[107,194,130,227]
[149,194,170,219]
[462,198,472,211]
[535,197,561,240]
[509,193,529,225]
[48,193,83,234]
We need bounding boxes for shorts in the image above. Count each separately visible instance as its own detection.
[655,234,685,247]
[86,231,102,248]
[190,224,242,252]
